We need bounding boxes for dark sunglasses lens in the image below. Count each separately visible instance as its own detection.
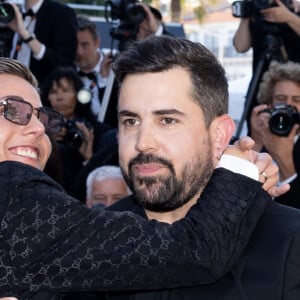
[5,99,32,125]
[43,107,64,134]
[38,109,50,130]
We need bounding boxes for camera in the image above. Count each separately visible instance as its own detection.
[260,104,300,137]
[63,120,92,150]
[0,1,15,23]
[0,1,15,56]
[231,0,292,18]
[105,0,146,43]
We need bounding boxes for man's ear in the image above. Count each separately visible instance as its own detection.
[209,114,235,164]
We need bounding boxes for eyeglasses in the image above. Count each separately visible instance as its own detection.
[0,96,64,134]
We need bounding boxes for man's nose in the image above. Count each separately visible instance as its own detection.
[23,112,46,137]
[135,125,158,153]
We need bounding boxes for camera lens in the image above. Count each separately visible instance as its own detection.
[63,121,84,150]
[269,111,294,136]
[0,3,15,24]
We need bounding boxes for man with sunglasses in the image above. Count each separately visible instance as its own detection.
[0,56,285,298]
[0,96,64,134]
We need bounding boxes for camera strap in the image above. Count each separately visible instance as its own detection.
[279,41,288,62]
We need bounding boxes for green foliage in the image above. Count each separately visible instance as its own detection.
[194,5,206,22]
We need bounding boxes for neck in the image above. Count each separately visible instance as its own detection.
[145,196,199,224]
[25,0,39,9]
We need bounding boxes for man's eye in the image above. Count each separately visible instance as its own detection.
[274,96,287,102]
[123,118,138,127]
[161,118,176,125]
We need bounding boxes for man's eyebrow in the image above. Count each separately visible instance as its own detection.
[153,109,186,116]
[118,109,186,118]
[118,110,139,117]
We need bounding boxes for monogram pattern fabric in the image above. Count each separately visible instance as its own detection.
[0,161,271,299]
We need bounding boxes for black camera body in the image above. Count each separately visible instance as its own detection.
[105,0,146,43]
[232,0,292,18]
[261,104,300,137]
[0,2,16,57]
[63,120,91,150]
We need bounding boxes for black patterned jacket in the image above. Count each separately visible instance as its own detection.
[0,161,271,299]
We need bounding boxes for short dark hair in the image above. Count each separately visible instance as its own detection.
[149,6,162,21]
[113,35,228,126]
[42,67,88,118]
[77,15,99,41]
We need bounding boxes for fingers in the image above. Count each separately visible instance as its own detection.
[234,136,255,151]
[260,171,268,182]
[224,136,256,162]
[267,183,290,198]
[255,152,279,188]
[255,152,274,175]
[289,124,300,137]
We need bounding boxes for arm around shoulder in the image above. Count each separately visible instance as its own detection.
[0,161,271,294]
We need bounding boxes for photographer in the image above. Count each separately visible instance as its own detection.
[233,0,300,66]
[42,66,111,196]
[76,15,117,125]
[135,4,170,40]
[232,0,300,134]
[250,60,300,208]
[3,0,77,88]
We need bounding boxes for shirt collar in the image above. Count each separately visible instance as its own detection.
[23,0,43,15]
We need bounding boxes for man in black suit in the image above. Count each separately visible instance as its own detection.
[250,60,300,208]
[7,0,77,88]
[98,36,299,300]
[0,53,286,297]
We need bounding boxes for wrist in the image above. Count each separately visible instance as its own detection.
[21,32,36,43]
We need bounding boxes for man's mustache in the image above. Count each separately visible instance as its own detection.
[129,153,174,174]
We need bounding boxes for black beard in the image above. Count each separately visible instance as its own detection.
[122,151,214,212]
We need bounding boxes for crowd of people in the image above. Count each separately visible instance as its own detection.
[0,0,300,298]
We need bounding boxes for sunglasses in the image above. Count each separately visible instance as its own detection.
[0,96,64,134]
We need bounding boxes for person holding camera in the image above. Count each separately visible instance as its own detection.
[250,60,300,208]
[42,66,111,196]
[76,15,118,128]
[135,4,170,40]
[233,0,300,67]
[232,0,300,134]
[5,0,77,89]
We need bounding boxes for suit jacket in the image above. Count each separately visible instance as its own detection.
[105,193,300,300]
[30,0,77,86]
[0,161,271,298]
[275,137,300,209]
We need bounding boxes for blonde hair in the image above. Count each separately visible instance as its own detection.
[0,57,39,91]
